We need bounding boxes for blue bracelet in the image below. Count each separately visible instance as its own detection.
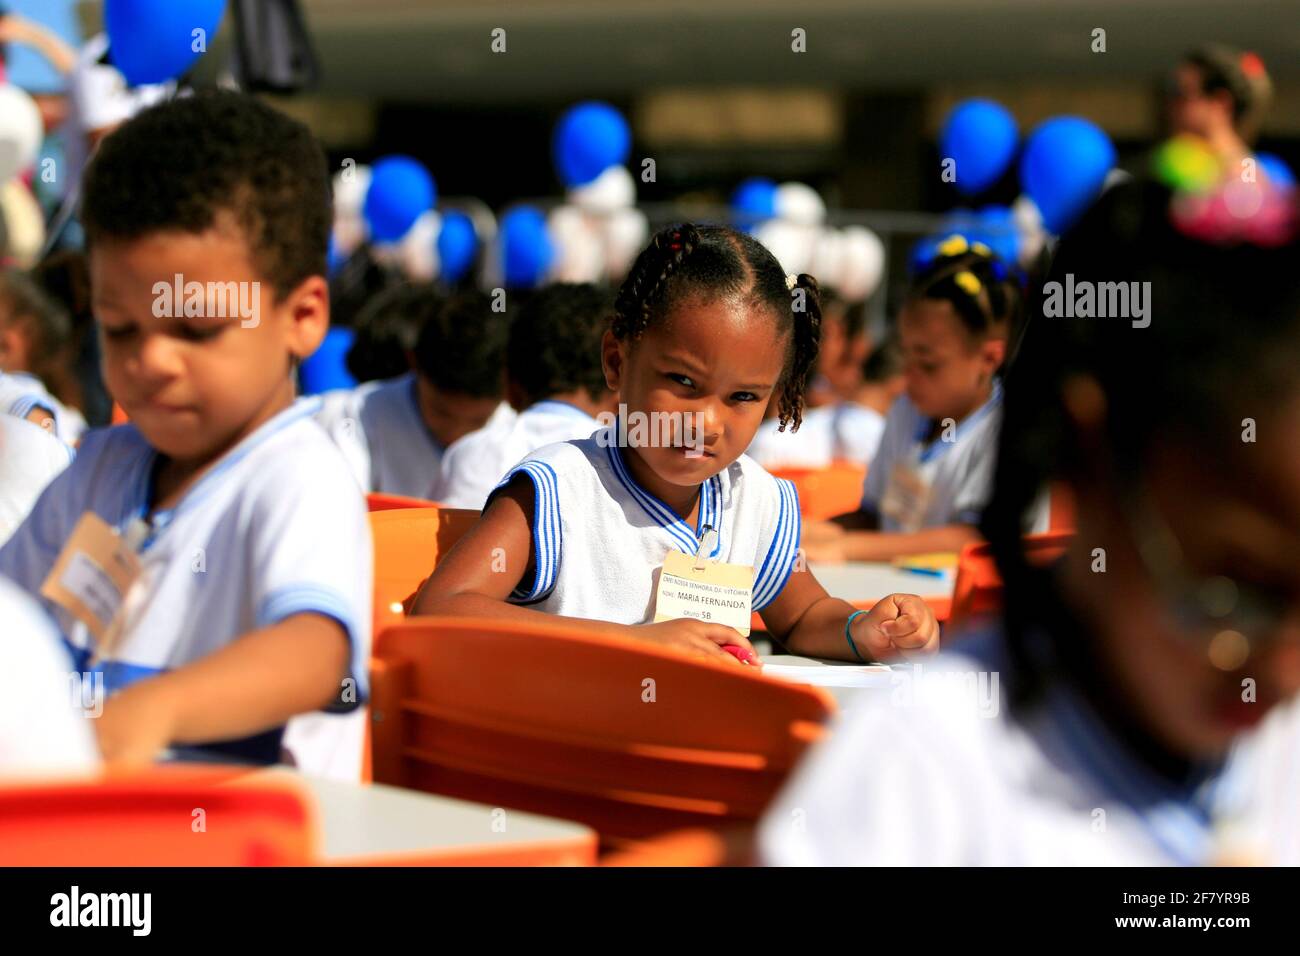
[844,610,870,663]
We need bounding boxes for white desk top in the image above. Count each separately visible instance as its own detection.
[808,561,954,603]
[244,769,596,864]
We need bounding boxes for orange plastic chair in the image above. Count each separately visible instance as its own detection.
[367,492,440,512]
[368,506,480,638]
[600,828,726,867]
[369,616,835,846]
[948,531,1074,633]
[769,462,867,521]
[0,767,316,866]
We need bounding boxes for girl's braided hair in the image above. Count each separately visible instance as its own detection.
[612,222,821,430]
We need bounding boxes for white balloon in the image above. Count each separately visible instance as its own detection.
[0,180,46,268]
[398,209,441,281]
[0,85,44,184]
[837,226,886,302]
[810,228,847,290]
[568,164,636,213]
[602,207,649,281]
[547,205,604,283]
[1012,194,1046,268]
[754,219,816,276]
[775,181,826,226]
[332,164,372,216]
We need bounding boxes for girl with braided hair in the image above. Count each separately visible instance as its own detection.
[415,223,939,665]
[804,234,1040,562]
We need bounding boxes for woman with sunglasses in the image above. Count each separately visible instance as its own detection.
[803,234,1043,562]
[760,175,1300,865]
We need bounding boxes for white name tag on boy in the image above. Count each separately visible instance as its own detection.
[40,512,142,652]
[653,548,754,637]
[880,461,932,533]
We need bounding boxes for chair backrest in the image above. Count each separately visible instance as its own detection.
[370,616,835,845]
[768,463,867,521]
[0,768,316,866]
[366,492,440,512]
[368,506,480,638]
[948,531,1074,633]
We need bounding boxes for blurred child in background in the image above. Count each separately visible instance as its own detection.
[761,180,1300,865]
[0,270,85,442]
[316,287,513,498]
[343,282,433,384]
[0,414,73,545]
[0,92,371,777]
[416,224,939,665]
[746,333,903,470]
[432,282,617,508]
[803,237,1040,561]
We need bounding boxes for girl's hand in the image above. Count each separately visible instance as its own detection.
[801,539,847,563]
[95,681,178,766]
[851,593,940,661]
[634,619,761,668]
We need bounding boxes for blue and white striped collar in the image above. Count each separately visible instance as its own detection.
[914,380,1003,464]
[605,440,722,558]
[129,397,323,548]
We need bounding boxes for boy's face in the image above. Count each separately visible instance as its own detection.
[602,296,786,490]
[413,375,502,449]
[898,299,1003,421]
[90,218,328,464]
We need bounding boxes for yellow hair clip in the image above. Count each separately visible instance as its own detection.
[970,241,993,258]
[954,271,982,296]
[936,234,969,257]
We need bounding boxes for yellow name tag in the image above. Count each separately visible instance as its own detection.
[653,549,754,637]
[40,512,142,656]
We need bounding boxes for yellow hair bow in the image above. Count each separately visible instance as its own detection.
[954,271,982,296]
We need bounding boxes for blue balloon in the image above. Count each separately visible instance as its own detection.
[553,102,631,187]
[1257,153,1296,192]
[940,99,1019,197]
[299,327,357,395]
[437,211,479,283]
[1020,117,1116,235]
[363,156,436,243]
[731,178,778,226]
[106,0,228,86]
[500,207,554,288]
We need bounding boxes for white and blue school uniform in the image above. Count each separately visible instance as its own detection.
[759,629,1300,866]
[485,425,802,624]
[0,371,86,445]
[0,415,75,546]
[314,371,515,498]
[746,403,887,471]
[0,576,100,776]
[860,384,1006,531]
[432,399,600,509]
[0,399,372,777]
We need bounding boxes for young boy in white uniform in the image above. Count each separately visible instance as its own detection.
[432,283,616,509]
[0,92,371,775]
[315,289,513,498]
[0,415,74,545]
